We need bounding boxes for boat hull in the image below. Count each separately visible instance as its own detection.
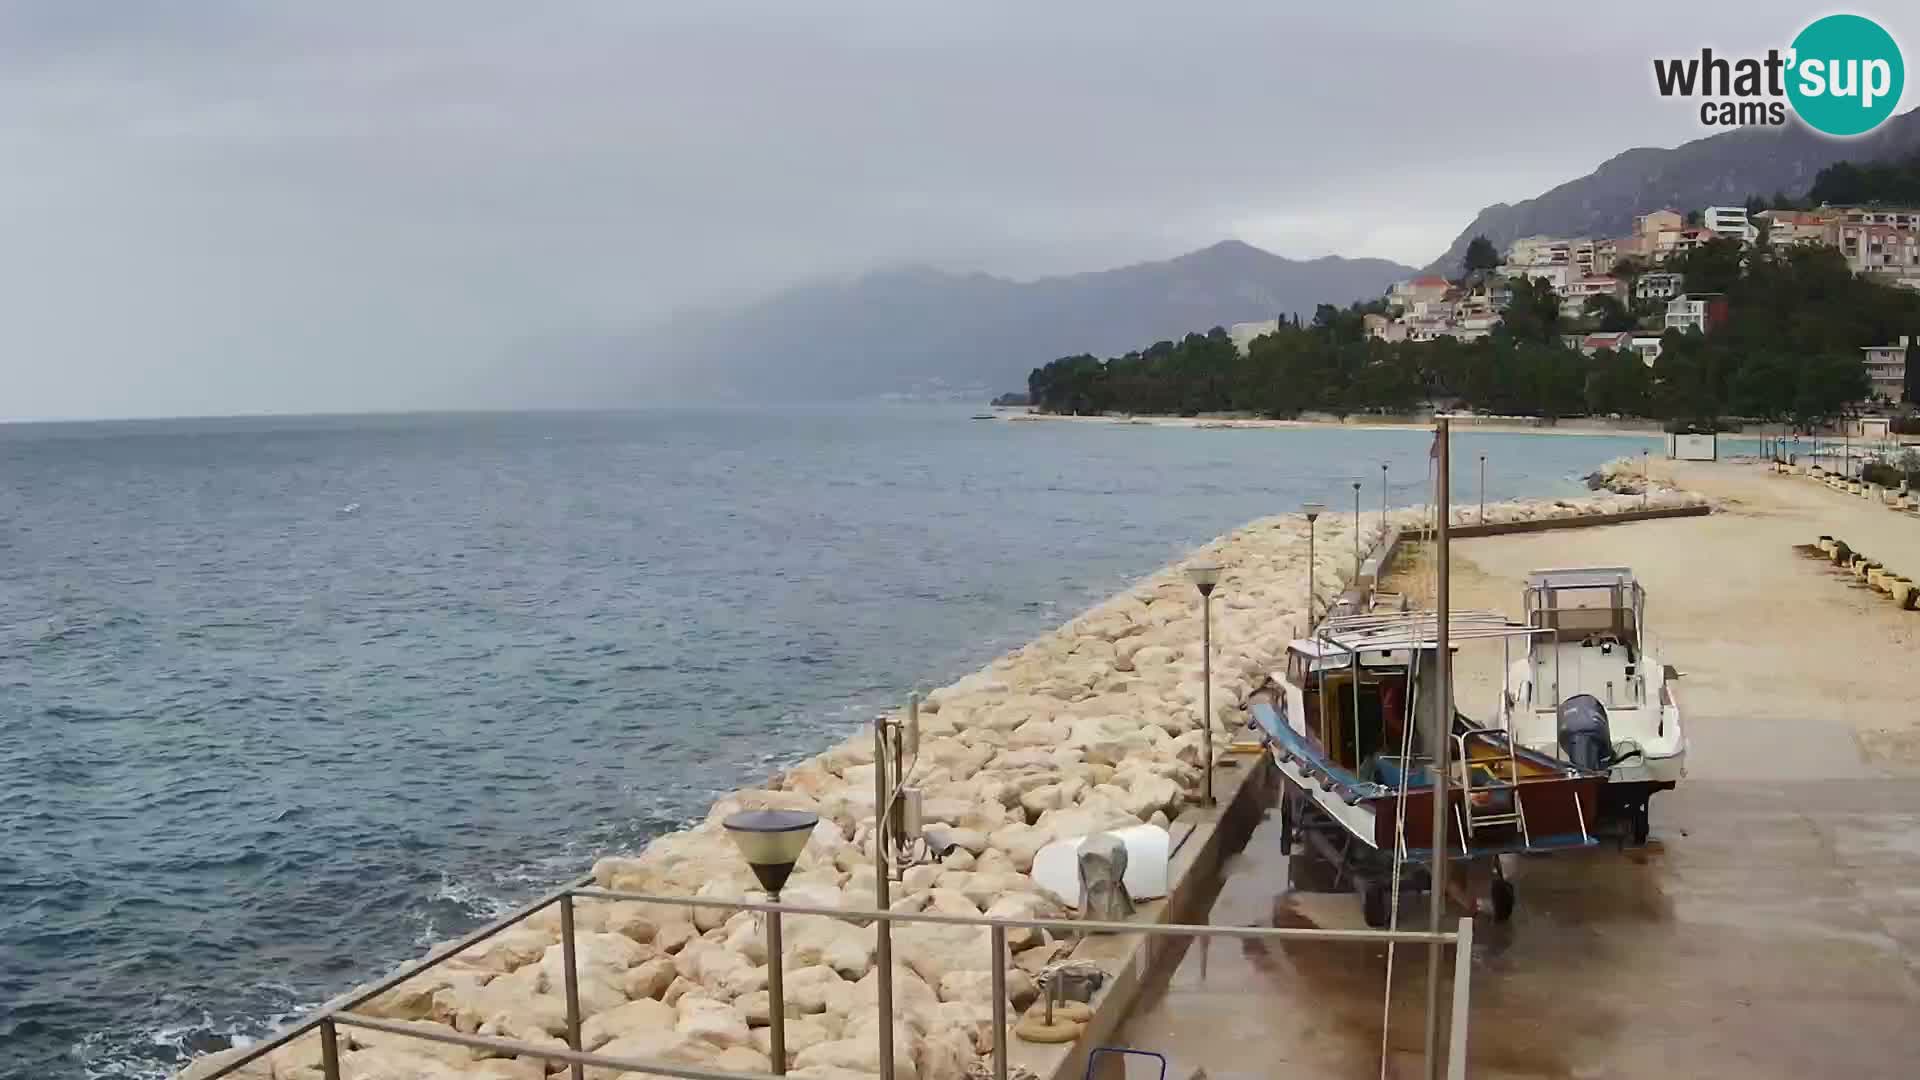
[1256,700,1601,860]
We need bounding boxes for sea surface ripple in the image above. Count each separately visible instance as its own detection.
[0,406,1651,1078]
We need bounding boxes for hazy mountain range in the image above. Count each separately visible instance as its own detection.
[1425,108,1920,275]
[645,241,1415,400]
[639,108,1920,400]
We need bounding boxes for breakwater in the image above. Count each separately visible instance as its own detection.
[175,472,1707,1080]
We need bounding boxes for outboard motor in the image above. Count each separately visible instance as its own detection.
[1557,693,1613,772]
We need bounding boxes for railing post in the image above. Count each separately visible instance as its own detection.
[767,902,787,1075]
[1446,916,1473,1080]
[990,924,1008,1080]
[560,893,586,1080]
[873,719,896,1080]
[319,1018,341,1080]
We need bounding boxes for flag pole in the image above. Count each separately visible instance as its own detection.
[1423,415,1451,1079]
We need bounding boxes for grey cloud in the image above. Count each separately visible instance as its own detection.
[0,1,1911,418]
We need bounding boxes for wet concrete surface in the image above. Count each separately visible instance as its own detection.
[1113,780,1920,1078]
[1112,482,1920,1078]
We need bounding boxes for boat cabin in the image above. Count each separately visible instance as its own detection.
[1273,611,1582,793]
[1280,637,1426,778]
[1519,567,1649,712]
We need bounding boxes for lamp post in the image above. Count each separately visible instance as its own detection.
[723,809,819,1076]
[1380,462,1389,529]
[1351,481,1363,577]
[1185,565,1222,807]
[1641,448,1650,509]
[1478,453,1486,524]
[1303,502,1324,626]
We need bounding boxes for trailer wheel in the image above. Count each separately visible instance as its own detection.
[1491,877,1516,922]
[1362,884,1391,929]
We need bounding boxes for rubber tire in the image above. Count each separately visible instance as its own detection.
[1362,884,1391,929]
[1491,877,1516,922]
[1278,793,1294,856]
[1631,806,1651,847]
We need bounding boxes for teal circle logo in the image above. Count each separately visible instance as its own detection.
[1787,14,1904,136]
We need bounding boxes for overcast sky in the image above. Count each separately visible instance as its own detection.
[2,1,1915,420]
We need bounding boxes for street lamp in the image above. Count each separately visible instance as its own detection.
[1478,453,1487,524]
[1351,481,1363,577]
[724,809,819,1076]
[1302,502,1324,625]
[1380,462,1389,528]
[1185,564,1222,807]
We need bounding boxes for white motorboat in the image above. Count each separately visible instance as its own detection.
[1495,566,1686,844]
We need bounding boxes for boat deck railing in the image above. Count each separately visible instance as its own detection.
[189,875,1479,1080]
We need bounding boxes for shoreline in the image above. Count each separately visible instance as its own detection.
[175,459,1706,1080]
[1002,411,1671,439]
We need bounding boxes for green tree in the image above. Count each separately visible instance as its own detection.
[1499,276,1563,344]
[1026,242,1916,425]
[1669,237,1745,294]
[1583,348,1652,416]
[1906,338,1918,405]
[1808,153,1920,206]
[1791,353,1868,425]
[1583,293,1636,332]
[1464,235,1500,275]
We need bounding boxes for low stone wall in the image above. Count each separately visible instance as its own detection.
[173,474,1710,1080]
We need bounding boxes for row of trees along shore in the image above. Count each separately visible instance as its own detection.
[1027,241,1920,428]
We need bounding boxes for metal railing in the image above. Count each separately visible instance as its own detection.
[192,877,1477,1080]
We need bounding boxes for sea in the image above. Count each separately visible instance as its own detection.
[0,406,1658,1079]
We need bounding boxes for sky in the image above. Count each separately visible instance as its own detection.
[2,1,1917,420]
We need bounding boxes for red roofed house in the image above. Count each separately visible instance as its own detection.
[1579,331,1634,356]
[1387,275,1450,313]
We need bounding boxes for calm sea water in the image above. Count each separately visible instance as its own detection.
[0,407,1656,1078]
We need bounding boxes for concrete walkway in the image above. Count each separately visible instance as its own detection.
[1108,462,1920,1078]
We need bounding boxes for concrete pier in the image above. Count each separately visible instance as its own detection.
[1106,460,1920,1078]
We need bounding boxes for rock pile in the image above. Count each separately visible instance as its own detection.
[1583,455,1695,499]
[174,480,1705,1080]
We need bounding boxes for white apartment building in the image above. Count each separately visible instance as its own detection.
[1665,293,1726,333]
[1560,275,1625,307]
[1572,238,1617,277]
[1505,236,1572,267]
[1702,206,1755,244]
[1362,313,1407,343]
[1861,336,1911,402]
[1828,207,1920,281]
[1635,272,1684,301]
[1505,263,1573,288]
[1753,208,1831,247]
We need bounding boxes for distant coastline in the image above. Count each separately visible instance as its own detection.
[1000,410,1670,439]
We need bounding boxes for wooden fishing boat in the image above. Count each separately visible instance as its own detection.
[1251,609,1606,926]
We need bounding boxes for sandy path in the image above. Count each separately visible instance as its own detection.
[1391,460,1920,777]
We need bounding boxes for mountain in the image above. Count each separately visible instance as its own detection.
[639,241,1415,400]
[1426,108,1920,275]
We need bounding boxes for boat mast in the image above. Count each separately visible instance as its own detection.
[1423,416,1451,1078]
